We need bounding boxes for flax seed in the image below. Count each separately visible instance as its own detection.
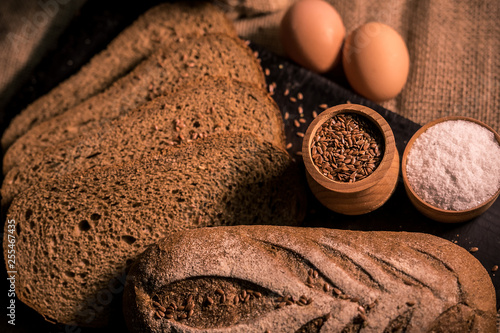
[284,89,290,96]
[492,265,499,272]
[290,97,297,102]
[286,142,292,149]
[297,132,305,138]
[469,247,479,253]
[284,112,289,120]
[319,104,328,109]
[312,111,318,118]
[294,119,300,127]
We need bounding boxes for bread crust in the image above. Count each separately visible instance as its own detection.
[1,1,237,150]
[124,226,497,332]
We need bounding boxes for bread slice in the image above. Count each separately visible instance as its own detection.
[2,33,265,174]
[1,2,237,150]
[3,132,306,327]
[123,225,497,333]
[1,79,285,206]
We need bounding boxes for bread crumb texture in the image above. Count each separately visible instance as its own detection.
[4,133,305,327]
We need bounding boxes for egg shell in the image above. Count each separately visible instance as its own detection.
[342,22,410,102]
[280,0,345,73]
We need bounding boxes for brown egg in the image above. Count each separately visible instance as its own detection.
[280,0,345,73]
[342,22,410,102]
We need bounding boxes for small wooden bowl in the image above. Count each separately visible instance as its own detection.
[302,104,399,215]
[401,116,500,223]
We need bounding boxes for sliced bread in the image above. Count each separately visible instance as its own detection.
[1,2,237,150]
[123,225,497,332]
[3,132,306,327]
[2,33,265,174]
[1,78,285,206]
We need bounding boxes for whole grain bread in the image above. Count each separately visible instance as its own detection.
[2,33,265,174]
[1,78,285,206]
[1,1,237,150]
[123,225,497,333]
[3,132,306,327]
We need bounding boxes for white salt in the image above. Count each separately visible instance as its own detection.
[406,120,500,211]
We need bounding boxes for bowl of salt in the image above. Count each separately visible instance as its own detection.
[402,116,500,223]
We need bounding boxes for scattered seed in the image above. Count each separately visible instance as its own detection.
[323,283,330,292]
[265,68,270,76]
[286,142,292,149]
[312,111,318,118]
[313,270,319,279]
[284,89,290,96]
[319,104,328,109]
[492,265,499,272]
[284,112,290,120]
[298,106,304,114]
[469,247,479,253]
[333,287,342,296]
[299,118,307,124]
[294,119,300,127]
[296,132,305,138]
[298,92,303,100]
[290,97,297,102]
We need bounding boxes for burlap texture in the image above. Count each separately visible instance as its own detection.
[230,0,500,132]
[0,0,86,111]
[0,0,499,133]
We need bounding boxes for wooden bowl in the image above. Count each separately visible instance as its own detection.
[302,104,399,215]
[401,116,500,223]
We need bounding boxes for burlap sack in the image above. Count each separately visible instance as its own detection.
[229,0,500,133]
[0,0,86,111]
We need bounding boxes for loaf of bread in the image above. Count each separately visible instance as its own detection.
[124,226,497,332]
[1,78,285,206]
[4,132,306,327]
[1,1,236,150]
[2,33,265,174]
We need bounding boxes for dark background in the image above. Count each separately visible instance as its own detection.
[1,0,498,332]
